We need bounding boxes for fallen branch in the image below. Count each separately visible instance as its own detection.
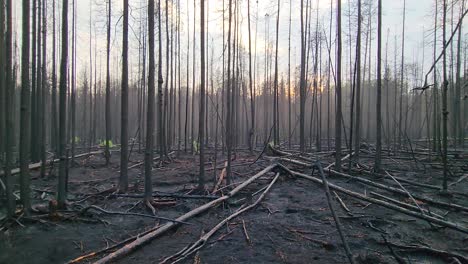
[109,192,219,200]
[369,192,445,219]
[334,191,352,215]
[0,151,103,177]
[328,169,468,213]
[67,225,161,263]
[93,164,278,264]
[79,205,190,225]
[381,240,468,264]
[316,162,356,264]
[161,172,280,264]
[278,165,468,234]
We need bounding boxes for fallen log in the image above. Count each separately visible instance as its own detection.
[79,205,190,225]
[381,240,468,264]
[328,169,468,213]
[93,164,278,264]
[67,225,162,263]
[161,172,281,264]
[0,151,103,177]
[316,162,355,264]
[369,192,445,219]
[278,165,468,234]
[276,156,468,212]
[109,192,219,200]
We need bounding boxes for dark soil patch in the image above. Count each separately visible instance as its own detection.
[1,148,467,264]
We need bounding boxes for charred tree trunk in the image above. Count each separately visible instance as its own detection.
[57,0,69,209]
[119,0,129,192]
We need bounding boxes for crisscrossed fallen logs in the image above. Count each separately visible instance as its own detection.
[278,164,468,234]
[327,169,468,213]
[160,172,281,264]
[277,156,468,213]
[91,164,278,264]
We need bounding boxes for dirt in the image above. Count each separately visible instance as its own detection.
[0,148,467,264]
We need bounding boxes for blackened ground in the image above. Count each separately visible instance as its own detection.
[0,147,467,264]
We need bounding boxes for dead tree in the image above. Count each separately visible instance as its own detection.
[119,0,129,192]
[145,0,156,204]
[57,0,69,209]
[375,0,382,172]
[199,0,206,191]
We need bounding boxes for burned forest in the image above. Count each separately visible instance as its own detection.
[1,0,468,263]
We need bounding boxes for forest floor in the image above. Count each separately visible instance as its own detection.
[0,145,467,264]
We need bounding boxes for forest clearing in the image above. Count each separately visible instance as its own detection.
[0,0,467,263]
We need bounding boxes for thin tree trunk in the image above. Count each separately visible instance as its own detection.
[375,0,382,172]
[248,0,254,152]
[198,0,206,191]
[57,0,69,209]
[273,0,280,145]
[335,0,342,171]
[442,0,449,191]
[184,0,189,152]
[119,0,129,192]
[105,0,112,165]
[226,0,233,184]
[4,0,15,216]
[299,0,306,152]
[354,0,361,161]
[145,0,156,202]
[51,0,58,152]
[398,0,406,148]
[40,0,47,177]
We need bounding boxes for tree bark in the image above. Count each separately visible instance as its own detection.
[57,0,69,209]
[145,0,156,202]
[119,0,129,192]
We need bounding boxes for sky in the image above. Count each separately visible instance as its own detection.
[12,0,467,89]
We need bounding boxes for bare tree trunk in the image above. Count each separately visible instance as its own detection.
[375,0,382,172]
[70,0,76,164]
[57,0,69,209]
[184,0,189,152]
[226,0,233,184]
[288,0,292,149]
[335,0,342,171]
[119,0,129,192]
[105,0,112,165]
[30,0,38,163]
[273,0,280,146]
[145,0,156,203]
[4,0,15,216]
[299,0,306,152]
[354,0,361,161]
[442,0,449,191]
[433,0,439,152]
[0,0,5,165]
[51,0,58,152]
[191,0,196,154]
[398,0,406,148]
[198,0,206,191]
[40,0,47,177]
[455,1,464,146]
[248,0,254,152]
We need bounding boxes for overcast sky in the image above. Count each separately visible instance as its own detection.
[12,0,467,89]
